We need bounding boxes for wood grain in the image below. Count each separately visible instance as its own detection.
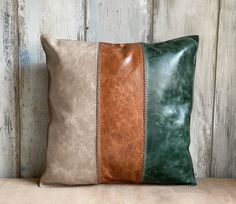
[211,0,236,177]
[0,0,20,177]
[18,0,85,177]
[87,0,153,42]
[153,0,219,177]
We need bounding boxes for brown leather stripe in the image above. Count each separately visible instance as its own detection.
[97,43,144,183]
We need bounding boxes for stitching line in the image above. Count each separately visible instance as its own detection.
[96,43,101,184]
[138,43,146,183]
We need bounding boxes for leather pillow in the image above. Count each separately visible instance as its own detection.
[40,35,199,186]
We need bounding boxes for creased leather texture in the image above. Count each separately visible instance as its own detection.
[142,36,199,184]
[40,35,198,186]
[98,43,144,183]
[40,35,98,185]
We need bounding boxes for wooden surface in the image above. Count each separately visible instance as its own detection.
[211,0,236,178]
[87,0,153,42]
[0,0,20,177]
[0,0,235,178]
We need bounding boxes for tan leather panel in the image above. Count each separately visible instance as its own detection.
[40,35,98,185]
[98,43,145,183]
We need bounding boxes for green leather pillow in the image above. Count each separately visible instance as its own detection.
[40,35,199,186]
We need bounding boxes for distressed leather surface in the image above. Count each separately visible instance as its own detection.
[40,35,198,185]
[142,36,198,184]
[1,179,236,204]
[98,43,144,183]
[40,35,98,185]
